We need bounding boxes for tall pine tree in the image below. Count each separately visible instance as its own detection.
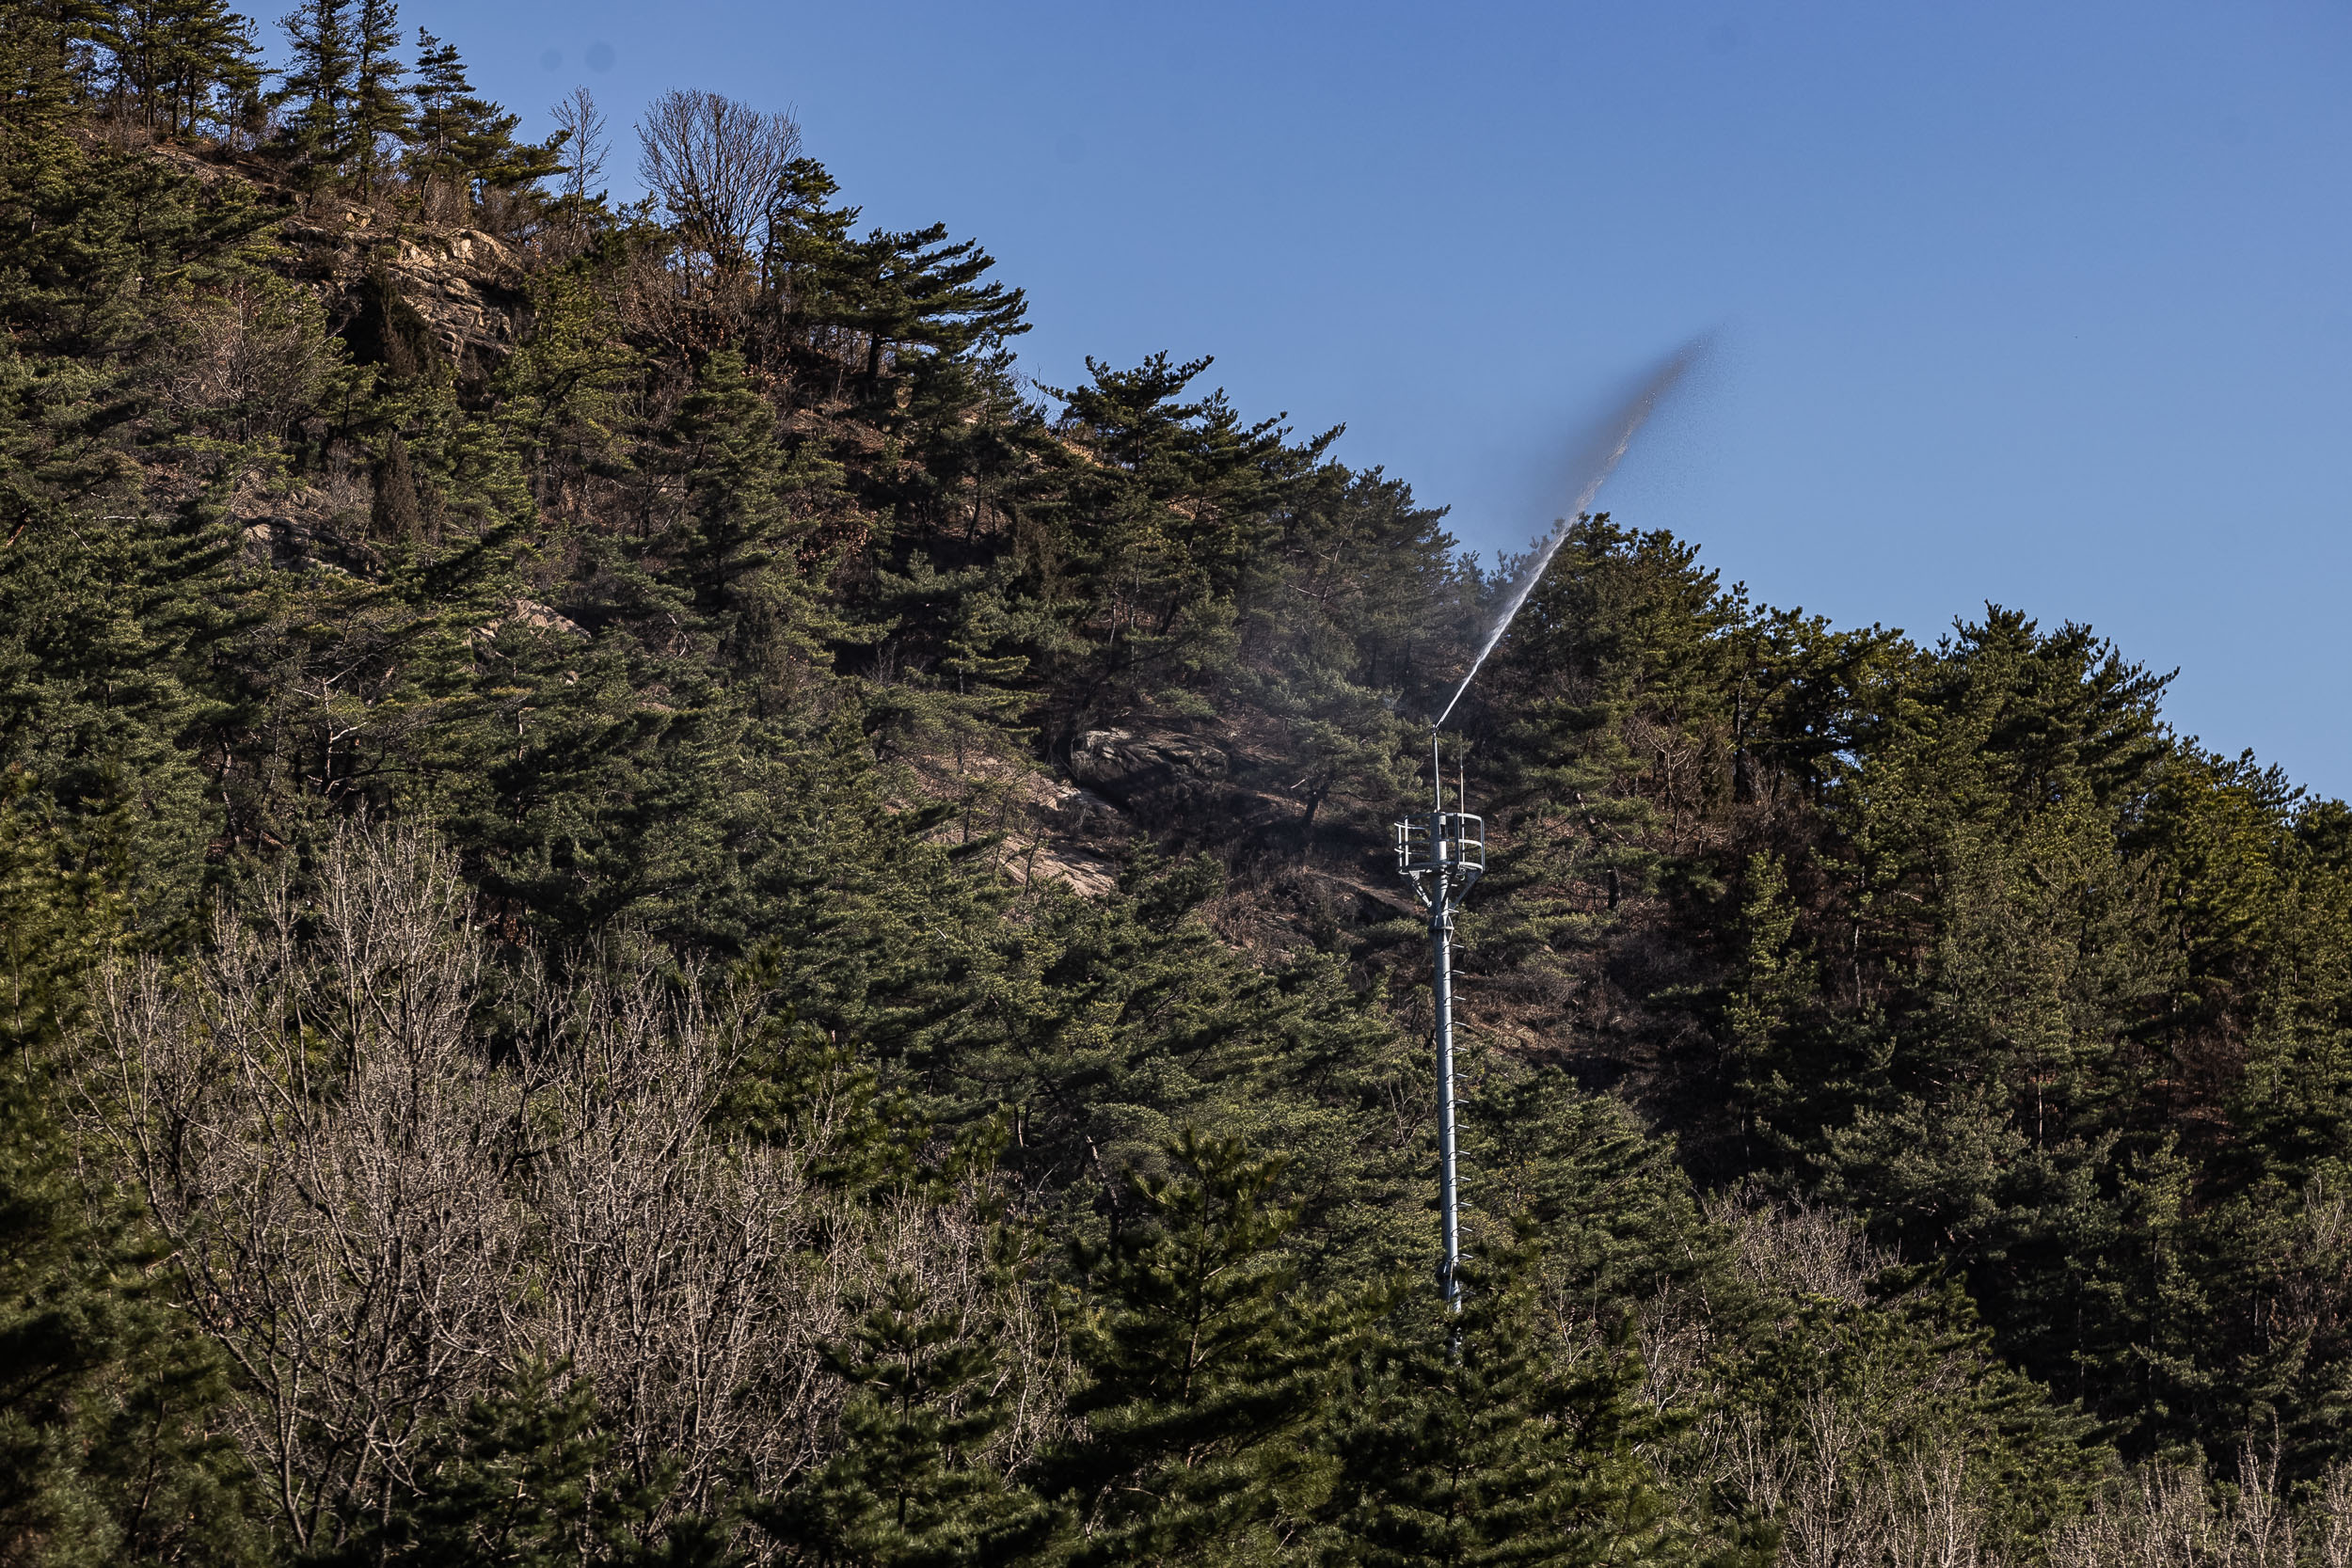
[1041,1131,1354,1565]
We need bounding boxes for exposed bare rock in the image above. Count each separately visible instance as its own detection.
[510,598,587,637]
[475,598,588,641]
[1007,843,1121,899]
[1068,728,1227,807]
[1037,777,1125,832]
[278,219,532,382]
[375,230,531,376]
[235,487,375,574]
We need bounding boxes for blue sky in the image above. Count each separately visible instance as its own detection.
[377,0,2352,797]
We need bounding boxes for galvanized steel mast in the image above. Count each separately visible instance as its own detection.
[1395,729,1483,1307]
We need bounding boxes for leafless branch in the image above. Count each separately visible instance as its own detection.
[75,817,1060,1553]
[636,88,801,282]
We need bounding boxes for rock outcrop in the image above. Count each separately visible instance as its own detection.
[279,215,531,383]
[474,598,589,641]
[1068,729,1228,811]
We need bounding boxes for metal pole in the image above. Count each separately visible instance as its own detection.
[1432,819,1461,1310]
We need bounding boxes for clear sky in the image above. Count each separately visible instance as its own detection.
[379,0,2352,798]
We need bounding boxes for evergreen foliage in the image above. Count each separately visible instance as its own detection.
[756,1277,1043,1566]
[273,0,356,187]
[1323,1239,1674,1568]
[0,783,266,1565]
[1046,1131,1349,1565]
[4,11,2351,1560]
[321,1362,724,1568]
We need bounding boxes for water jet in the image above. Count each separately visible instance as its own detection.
[1398,338,1705,1307]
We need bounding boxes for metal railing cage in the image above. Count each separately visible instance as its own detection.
[1394,811,1485,908]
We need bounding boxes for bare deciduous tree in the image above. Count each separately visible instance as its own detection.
[1649,1190,2011,1567]
[81,823,518,1545]
[550,84,607,208]
[1641,1193,2352,1565]
[76,819,1059,1554]
[2044,1441,2333,1568]
[636,87,801,283]
[1708,1183,1893,1307]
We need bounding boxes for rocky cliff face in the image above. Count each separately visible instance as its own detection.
[277,214,532,383]
[126,141,539,383]
[193,193,542,568]
[1068,728,1229,809]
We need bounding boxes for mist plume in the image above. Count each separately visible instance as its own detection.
[1435,338,1708,728]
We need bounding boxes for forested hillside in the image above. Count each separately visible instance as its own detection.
[8,3,2352,1563]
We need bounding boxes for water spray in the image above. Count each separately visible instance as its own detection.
[1396,339,1705,1307]
[1436,340,1707,729]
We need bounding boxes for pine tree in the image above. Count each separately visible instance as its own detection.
[1041,1130,1353,1565]
[91,0,262,137]
[403,26,467,216]
[346,0,405,197]
[0,779,268,1567]
[322,1361,725,1567]
[1723,849,1817,1167]
[489,262,638,504]
[1322,1238,1676,1568]
[856,554,1039,780]
[0,499,233,946]
[0,1080,271,1567]
[403,28,557,223]
[1724,1273,2106,1561]
[837,225,1029,388]
[0,0,94,139]
[766,157,861,331]
[656,348,834,677]
[1466,1066,1733,1322]
[1233,466,1471,847]
[1034,353,1335,706]
[755,1276,1043,1566]
[274,0,357,192]
[451,90,560,215]
[760,159,1027,399]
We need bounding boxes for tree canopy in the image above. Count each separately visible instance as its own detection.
[0,10,2345,1564]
